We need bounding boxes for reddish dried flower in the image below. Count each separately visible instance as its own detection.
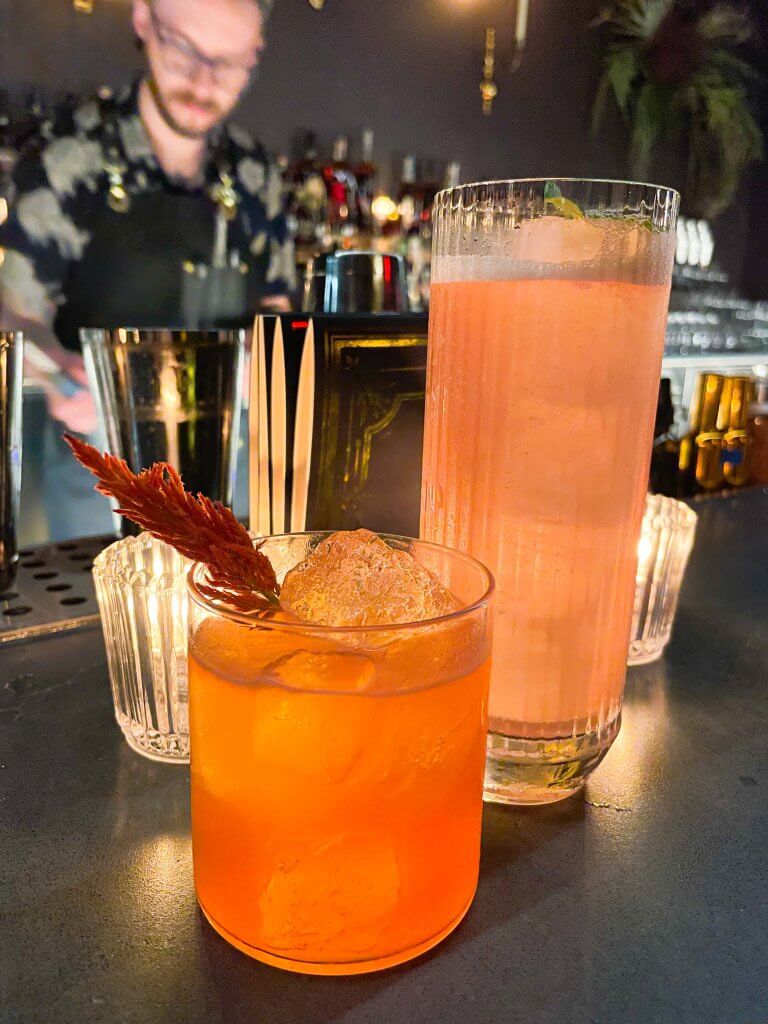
[65,435,279,613]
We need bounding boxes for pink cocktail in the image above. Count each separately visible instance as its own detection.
[421,180,678,804]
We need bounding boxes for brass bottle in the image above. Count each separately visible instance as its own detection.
[722,376,753,487]
[748,378,768,485]
[678,373,725,492]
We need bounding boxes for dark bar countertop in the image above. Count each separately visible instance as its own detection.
[2,493,767,1024]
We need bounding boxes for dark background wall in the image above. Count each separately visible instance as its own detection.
[1,0,764,291]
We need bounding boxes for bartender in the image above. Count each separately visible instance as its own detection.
[0,0,293,533]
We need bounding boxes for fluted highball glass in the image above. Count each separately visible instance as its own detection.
[421,179,679,804]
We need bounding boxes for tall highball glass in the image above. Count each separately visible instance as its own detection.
[421,179,679,805]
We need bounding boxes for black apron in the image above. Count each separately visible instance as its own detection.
[53,111,267,352]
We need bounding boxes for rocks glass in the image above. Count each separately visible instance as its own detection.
[629,495,697,665]
[187,532,493,974]
[92,533,190,762]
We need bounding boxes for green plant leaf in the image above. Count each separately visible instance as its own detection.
[610,0,673,41]
[607,47,640,117]
[591,0,764,218]
[591,72,614,134]
[707,49,761,85]
[697,5,751,44]
[629,81,667,176]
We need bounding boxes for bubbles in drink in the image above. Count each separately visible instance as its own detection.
[434,215,676,286]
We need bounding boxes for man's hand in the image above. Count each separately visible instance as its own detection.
[261,295,291,313]
[43,380,98,435]
[59,350,89,389]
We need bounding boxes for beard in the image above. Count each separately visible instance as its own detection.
[147,76,224,139]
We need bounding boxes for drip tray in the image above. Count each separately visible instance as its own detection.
[1,536,113,646]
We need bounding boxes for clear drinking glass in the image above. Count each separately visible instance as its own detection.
[0,332,24,590]
[422,179,679,805]
[629,495,697,665]
[92,533,191,762]
[187,532,493,975]
[0,333,23,593]
[82,329,245,536]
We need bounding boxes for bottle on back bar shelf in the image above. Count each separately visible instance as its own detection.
[747,378,768,485]
[678,373,725,494]
[416,160,461,243]
[355,129,377,240]
[324,136,358,248]
[288,132,328,262]
[0,90,15,200]
[420,158,441,220]
[444,161,461,190]
[650,378,681,497]
[397,155,421,233]
[722,377,752,487]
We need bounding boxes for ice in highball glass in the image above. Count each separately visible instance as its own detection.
[187,530,493,975]
[422,179,679,805]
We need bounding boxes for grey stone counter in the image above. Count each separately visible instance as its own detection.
[2,492,766,1024]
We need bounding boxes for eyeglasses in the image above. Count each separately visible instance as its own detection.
[149,7,259,92]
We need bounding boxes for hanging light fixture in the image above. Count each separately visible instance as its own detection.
[479,0,531,113]
[510,0,529,71]
[479,27,498,116]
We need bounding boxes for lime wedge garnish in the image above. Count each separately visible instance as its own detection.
[543,181,586,220]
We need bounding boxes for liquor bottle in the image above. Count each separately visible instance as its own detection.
[417,160,461,241]
[722,376,752,487]
[397,155,421,233]
[288,132,328,262]
[444,161,461,190]
[420,158,441,221]
[426,159,461,239]
[678,373,725,494]
[747,378,768,485]
[0,89,11,148]
[354,129,377,239]
[323,136,358,248]
[276,152,289,182]
[649,378,680,496]
[0,89,14,196]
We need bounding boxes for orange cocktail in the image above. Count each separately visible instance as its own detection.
[187,532,493,975]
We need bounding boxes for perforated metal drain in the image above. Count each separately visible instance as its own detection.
[0,536,113,646]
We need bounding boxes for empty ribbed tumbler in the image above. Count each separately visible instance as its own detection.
[92,533,190,762]
[629,495,697,665]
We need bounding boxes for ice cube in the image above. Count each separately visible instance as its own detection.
[259,835,400,954]
[265,649,376,693]
[514,215,604,265]
[279,529,459,627]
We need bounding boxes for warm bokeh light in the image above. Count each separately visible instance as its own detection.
[371,194,399,224]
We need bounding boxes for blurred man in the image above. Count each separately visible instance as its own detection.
[0,0,294,535]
